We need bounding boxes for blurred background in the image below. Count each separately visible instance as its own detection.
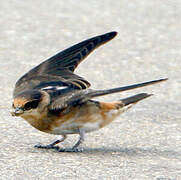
[0,0,180,179]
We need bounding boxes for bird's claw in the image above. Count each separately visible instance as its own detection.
[34,143,60,150]
[58,147,84,152]
[34,143,84,152]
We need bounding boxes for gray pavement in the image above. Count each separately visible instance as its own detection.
[0,0,181,179]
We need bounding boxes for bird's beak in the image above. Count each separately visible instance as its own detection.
[11,107,24,116]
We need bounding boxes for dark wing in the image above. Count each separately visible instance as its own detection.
[13,31,117,97]
[48,89,93,113]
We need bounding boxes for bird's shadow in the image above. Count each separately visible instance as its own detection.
[30,145,181,159]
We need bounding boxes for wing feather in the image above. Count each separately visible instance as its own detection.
[13,31,117,97]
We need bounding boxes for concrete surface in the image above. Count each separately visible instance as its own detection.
[0,0,180,179]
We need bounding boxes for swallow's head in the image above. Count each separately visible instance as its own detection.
[11,90,50,118]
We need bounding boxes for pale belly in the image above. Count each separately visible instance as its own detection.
[51,113,104,135]
[50,108,121,135]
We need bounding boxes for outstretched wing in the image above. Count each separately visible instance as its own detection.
[13,31,117,97]
[49,78,167,112]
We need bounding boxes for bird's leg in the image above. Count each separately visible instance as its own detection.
[72,129,85,151]
[59,129,85,152]
[35,135,67,150]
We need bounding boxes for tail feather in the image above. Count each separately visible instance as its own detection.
[120,93,152,106]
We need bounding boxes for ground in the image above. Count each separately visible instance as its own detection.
[0,0,180,179]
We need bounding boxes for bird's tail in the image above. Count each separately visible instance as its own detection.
[98,93,152,128]
[99,93,152,111]
[116,93,152,114]
[120,93,152,106]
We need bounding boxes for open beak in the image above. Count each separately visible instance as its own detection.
[11,107,24,116]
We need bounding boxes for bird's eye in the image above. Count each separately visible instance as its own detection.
[24,100,39,110]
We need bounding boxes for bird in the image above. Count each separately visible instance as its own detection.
[11,31,167,152]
